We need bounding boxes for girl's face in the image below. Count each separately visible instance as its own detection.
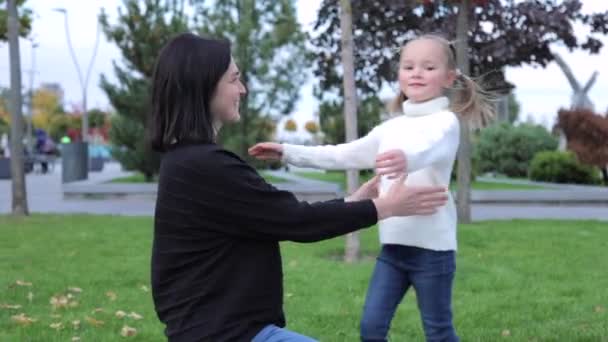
[398,39,457,103]
[210,58,247,124]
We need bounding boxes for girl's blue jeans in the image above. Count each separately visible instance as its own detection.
[360,244,459,342]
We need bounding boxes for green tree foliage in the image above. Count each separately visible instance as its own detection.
[475,122,558,177]
[192,0,308,158]
[99,0,189,181]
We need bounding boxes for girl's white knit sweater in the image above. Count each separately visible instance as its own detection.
[282,96,460,251]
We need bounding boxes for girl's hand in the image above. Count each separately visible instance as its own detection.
[248,142,283,161]
[376,149,407,179]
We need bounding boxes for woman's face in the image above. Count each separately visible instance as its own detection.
[210,59,247,124]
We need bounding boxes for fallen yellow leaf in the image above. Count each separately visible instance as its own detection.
[69,301,79,308]
[11,313,37,326]
[120,325,138,337]
[595,305,605,313]
[85,316,105,327]
[15,280,32,287]
[72,320,81,329]
[128,312,143,320]
[49,322,63,330]
[68,287,83,293]
[27,292,34,303]
[140,285,149,292]
[115,310,127,319]
[106,291,118,301]
[501,329,511,337]
[92,307,105,314]
[72,337,81,342]
[50,295,69,309]
[0,304,22,310]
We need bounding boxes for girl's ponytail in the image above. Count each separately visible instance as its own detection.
[450,73,495,128]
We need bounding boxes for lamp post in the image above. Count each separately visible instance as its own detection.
[53,7,101,182]
[27,38,38,153]
[53,7,101,143]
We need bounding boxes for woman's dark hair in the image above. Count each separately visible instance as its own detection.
[150,33,231,151]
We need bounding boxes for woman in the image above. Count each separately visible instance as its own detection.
[149,32,448,342]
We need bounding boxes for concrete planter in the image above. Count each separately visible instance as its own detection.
[0,157,10,179]
[62,142,89,183]
[89,157,105,172]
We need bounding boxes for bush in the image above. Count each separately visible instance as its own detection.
[475,122,558,177]
[556,108,608,185]
[529,151,602,185]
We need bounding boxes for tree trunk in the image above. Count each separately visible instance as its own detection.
[236,0,253,158]
[240,83,250,157]
[601,166,608,186]
[7,0,29,216]
[144,171,153,183]
[456,0,471,223]
[339,0,360,263]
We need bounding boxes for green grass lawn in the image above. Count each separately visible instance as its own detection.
[296,171,545,190]
[260,172,288,183]
[109,171,287,184]
[1,215,607,341]
[108,173,157,183]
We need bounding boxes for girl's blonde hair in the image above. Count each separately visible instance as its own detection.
[389,34,495,128]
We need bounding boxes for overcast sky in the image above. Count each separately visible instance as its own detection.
[1,0,606,137]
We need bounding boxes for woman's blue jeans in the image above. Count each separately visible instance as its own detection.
[252,325,317,342]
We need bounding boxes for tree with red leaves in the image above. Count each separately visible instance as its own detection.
[312,0,608,96]
[557,108,608,185]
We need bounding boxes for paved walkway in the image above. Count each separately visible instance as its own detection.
[266,170,608,221]
[0,162,154,216]
[476,175,608,191]
[1,164,607,221]
[268,170,608,204]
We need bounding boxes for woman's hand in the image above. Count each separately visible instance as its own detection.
[373,174,447,220]
[375,149,407,179]
[248,142,283,161]
[346,175,381,202]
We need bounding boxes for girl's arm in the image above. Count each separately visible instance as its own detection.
[282,127,381,170]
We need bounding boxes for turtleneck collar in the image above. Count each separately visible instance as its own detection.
[401,96,450,117]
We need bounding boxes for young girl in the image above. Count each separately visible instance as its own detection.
[249,34,494,341]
